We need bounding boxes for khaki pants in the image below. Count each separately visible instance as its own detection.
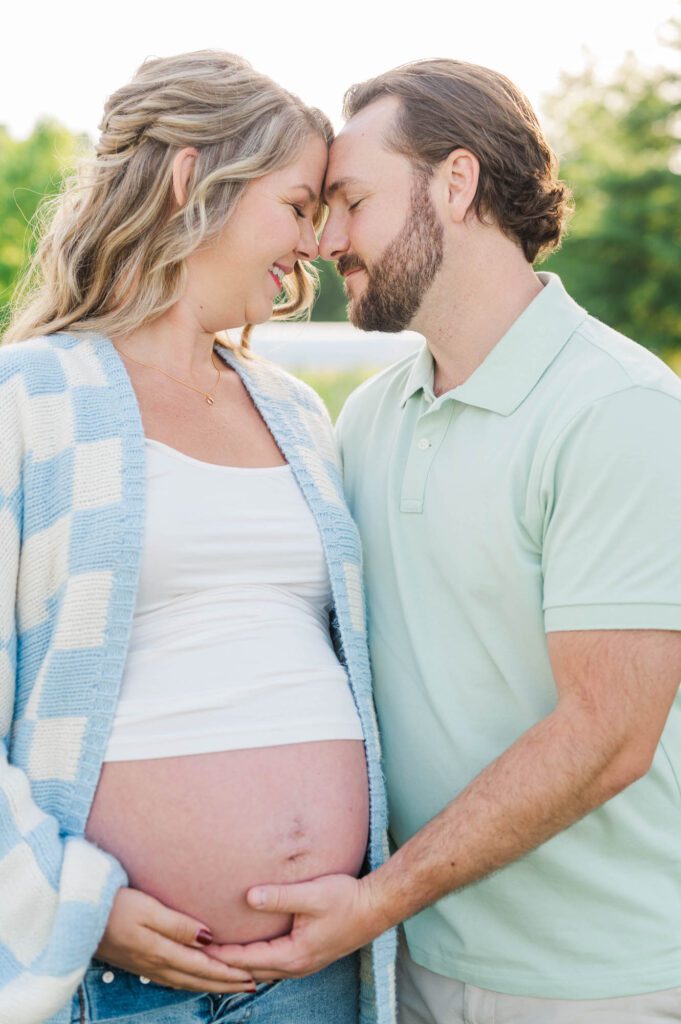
[397,934,681,1023]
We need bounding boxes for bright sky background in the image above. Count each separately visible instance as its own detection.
[2,0,680,142]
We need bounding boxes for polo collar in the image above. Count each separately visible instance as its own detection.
[400,273,588,415]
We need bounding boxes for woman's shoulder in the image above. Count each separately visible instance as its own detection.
[0,338,64,423]
[0,332,88,384]
[0,332,113,398]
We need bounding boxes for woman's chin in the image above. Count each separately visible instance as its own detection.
[211,300,279,340]
[245,302,279,326]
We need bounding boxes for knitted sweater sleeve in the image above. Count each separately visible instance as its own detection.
[0,353,128,1024]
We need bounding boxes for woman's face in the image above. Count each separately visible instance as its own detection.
[184,134,328,330]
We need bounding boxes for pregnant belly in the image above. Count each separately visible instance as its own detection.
[85,740,369,943]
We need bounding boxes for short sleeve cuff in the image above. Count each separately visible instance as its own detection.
[544,603,681,632]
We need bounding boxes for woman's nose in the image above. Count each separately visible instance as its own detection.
[296,218,319,262]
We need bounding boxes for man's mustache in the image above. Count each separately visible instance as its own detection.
[337,255,368,278]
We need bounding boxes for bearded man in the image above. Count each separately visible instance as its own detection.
[215,61,681,1024]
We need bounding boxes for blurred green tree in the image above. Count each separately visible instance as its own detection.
[4,37,681,351]
[0,119,82,330]
[543,25,681,351]
[310,260,347,321]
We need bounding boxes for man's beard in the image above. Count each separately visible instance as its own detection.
[342,172,444,333]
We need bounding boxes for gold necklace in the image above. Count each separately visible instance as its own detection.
[119,347,223,406]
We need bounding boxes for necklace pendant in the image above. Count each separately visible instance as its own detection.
[206,395,214,406]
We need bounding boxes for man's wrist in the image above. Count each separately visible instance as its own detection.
[358,868,401,939]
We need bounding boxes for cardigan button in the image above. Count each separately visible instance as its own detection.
[140,976,151,984]
[102,971,115,984]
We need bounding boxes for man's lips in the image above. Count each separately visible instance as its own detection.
[341,267,368,291]
[338,257,367,279]
[343,268,367,297]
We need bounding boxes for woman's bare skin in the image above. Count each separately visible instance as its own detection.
[89,354,369,943]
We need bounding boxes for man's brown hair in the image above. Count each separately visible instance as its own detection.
[343,59,572,263]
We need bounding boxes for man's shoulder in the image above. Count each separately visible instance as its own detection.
[536,316,681,475]
[542,316,681,445]
[570,316,681,402]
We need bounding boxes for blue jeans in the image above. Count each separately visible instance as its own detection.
[70,954,359,1023]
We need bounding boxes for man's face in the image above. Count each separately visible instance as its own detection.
[320,96,444,333]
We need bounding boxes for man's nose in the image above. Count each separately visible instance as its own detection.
[319,215,349,262]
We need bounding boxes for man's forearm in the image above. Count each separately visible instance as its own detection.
[364,699,644,933]
[209,633,680,980]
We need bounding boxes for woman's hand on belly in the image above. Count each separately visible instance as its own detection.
[97,888,257,993]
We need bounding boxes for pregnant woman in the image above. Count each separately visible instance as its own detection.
[0,51,395,1024]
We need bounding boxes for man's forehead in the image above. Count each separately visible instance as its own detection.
[326,130,372,176]
[342,93,401,137]
[323,137,373,199]
[325,99,403,196]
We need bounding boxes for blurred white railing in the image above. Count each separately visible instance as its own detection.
[242,321,423,370]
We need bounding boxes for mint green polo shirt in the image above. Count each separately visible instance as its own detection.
[337,273,681,998]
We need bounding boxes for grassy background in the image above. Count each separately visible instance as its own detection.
[297,367,381,422]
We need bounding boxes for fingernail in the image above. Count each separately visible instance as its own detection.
[196,928,214,946]
[250,888,265,909]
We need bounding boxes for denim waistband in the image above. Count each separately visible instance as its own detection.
[74,952,359,1023]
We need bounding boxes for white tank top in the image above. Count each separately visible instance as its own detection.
[103,439,364,762]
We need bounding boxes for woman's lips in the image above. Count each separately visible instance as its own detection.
[268,263,291,291]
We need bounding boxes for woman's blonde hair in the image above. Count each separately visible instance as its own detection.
[5,50,332,346]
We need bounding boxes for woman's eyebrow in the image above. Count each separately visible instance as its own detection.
[291,184,319,203]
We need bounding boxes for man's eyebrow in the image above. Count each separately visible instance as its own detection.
[323,176,367,200]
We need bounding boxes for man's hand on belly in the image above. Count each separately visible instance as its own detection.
[205,873,389,980]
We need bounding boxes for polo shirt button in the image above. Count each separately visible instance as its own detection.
[139,976,150,984]
[102,971,115,984]
[418,438,431,450]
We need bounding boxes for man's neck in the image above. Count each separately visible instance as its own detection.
[413,252,544,397]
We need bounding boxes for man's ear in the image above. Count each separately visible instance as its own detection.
[172,147,199,207]
[439,148,480,224]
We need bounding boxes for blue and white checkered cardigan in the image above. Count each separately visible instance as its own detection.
[0,331,397,1024]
